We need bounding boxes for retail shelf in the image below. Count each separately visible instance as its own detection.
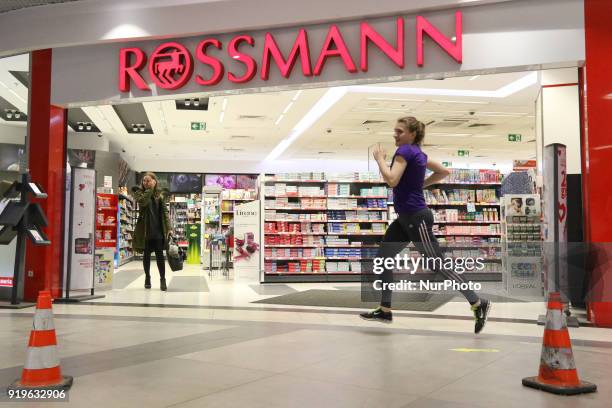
[328,232,385,236]
[265,257,326,260]
[327,220,388,223]
[221,211,234,214]
[223,198,256,201]
[98,223,117,227]
[327,271,362,274]
[265,195,327,198]
[266,179,326,183]
[264,232,327,235]
[265,207,327,211]
[326,257,374,260]
[264,272,327,275]
[265,219,328,223]
[265,245,323,248]
[327,207,387,211]
[97,239,116,244]
[325,244,379,248]
[97,207,117,211]
[426,203,501,206]
[434,233,501,236]
[326,180,384,184]
[434,220,501,224]
[221,223,231,226]
[433,182,502,186]
[327,195,387,199]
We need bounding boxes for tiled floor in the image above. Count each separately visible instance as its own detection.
[0,262,610,407]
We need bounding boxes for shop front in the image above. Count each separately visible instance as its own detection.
[2,0,611,325]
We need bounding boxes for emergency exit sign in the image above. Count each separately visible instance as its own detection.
[457,150,469,157]
[508,133,522,142]
[191,122,206,131]
[442,161,452,167]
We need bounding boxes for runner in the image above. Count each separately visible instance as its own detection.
[359,116,491,334]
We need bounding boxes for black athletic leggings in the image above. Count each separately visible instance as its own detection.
[379,208,479,308]
[143,239,165,280]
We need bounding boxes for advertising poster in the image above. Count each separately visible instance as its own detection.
[94,248,114,289]
[233,200,261,279]
[0,239,16,287]
[503,194,541,218]
[186,223,201,264]
[68,167,96,290]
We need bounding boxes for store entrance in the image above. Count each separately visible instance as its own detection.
[63,69,550,306]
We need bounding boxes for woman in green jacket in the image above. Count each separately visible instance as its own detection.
[133,172,171,291]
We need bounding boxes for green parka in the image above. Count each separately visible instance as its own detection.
[132,187,171,251]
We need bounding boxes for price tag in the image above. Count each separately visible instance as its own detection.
[467,202,476,213]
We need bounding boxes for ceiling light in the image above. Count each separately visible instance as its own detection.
[222,98,228,111]
[184,99,191,107]
[140,127,145,132]
[14,112,20,119]
[275,115,284,125]
[265,87,348,162]
[77,123,84,130]
[219,111,225,123]
[6,112,13,119]
[193,99,200,107]
[86,124,92,131]
[469,75,481,81]
[282,101,294,114]
[292,90,303,101]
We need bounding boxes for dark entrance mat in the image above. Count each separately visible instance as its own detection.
[112,270,144,289]
[252,289,454,312]
[249,284,298,296]
[167,276,210,293]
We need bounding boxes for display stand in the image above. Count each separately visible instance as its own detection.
[0,174,50,308]
[538,144,579,327]
[55,167,104,303]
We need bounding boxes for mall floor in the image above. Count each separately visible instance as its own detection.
[1,264,611,407]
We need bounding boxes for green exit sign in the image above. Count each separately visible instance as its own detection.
[457,150,469,157]
[508,133,522,142]
[442,161,452,167]
[191,122,206,131]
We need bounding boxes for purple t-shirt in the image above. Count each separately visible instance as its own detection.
[391,144,427,215]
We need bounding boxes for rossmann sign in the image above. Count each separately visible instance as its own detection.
[119,12,462,92]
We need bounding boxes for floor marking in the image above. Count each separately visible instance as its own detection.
[450,348,500,353]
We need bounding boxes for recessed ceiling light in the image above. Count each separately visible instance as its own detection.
[184,99,191,106]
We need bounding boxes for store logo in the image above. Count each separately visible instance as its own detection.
[149,42,193,90]
[118,11,462,92]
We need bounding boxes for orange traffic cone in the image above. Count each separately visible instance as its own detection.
[523,292,596,395]
[8,290,73,390]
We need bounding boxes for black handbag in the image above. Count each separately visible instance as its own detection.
[167,235,185,272]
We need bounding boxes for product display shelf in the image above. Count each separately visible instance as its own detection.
[117,192,136,266]
[263,172,388,281]
[96,193,119,248]
[220,189,257,233]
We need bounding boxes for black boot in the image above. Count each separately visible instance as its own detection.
[144,275,151,289]
[160,278,167,291]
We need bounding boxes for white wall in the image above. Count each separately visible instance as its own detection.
[0,123,111,151]
[541,79,581,174]
[0,123,26,144]
[0,0,513,56]
[67,132,110,151]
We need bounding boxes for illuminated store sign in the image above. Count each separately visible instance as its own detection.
[119,11,462,92]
